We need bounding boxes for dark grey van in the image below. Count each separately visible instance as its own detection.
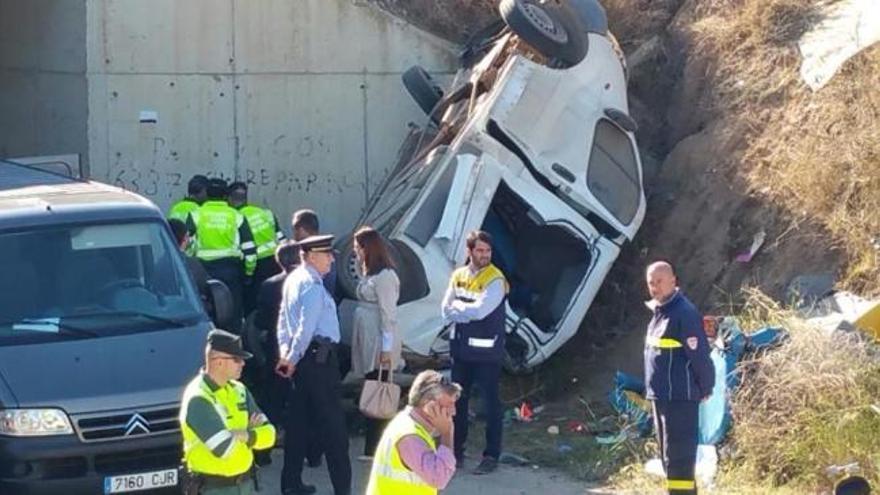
[0,162,213,494]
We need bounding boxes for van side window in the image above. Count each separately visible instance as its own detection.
[586,119,641,225]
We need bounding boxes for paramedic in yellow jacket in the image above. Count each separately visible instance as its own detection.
[366,370,461,495]
[179,329,276,494]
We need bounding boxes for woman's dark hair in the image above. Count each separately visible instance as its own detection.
[354,226,395,276]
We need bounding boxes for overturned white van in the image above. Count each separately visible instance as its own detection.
[337,0,645,372]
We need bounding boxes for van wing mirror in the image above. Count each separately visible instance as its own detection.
[206,279,235,330]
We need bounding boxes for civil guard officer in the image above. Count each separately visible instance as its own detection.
[168,175,209,255]
[441,230,509,475]
[644,261,714,495]
[179,329,276,494]
[227,181,286,314]
[188,178,258,325]
[169,174,209,223]
[275,234,352,495]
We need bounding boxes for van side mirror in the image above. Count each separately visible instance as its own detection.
[206,279,235,330]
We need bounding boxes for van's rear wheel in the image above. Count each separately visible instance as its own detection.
[336,236,362,300]
[499,0,588,67]
[402,66,444,123]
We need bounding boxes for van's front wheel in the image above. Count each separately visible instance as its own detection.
[499,0,588,67]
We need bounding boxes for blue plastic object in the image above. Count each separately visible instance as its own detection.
[699,349,731,445]
[608,372,652,436]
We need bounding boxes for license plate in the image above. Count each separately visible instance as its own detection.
[104,468,178,493]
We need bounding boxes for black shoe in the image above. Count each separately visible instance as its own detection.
[473,456,498,475]
[283,483,317,495]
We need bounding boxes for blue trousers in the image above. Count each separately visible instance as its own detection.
[452,360,503,459]
[653,400,699,494]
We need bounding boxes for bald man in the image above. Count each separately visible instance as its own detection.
[644,262,714,495]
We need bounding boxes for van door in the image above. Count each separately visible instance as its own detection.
[486,34,645,239]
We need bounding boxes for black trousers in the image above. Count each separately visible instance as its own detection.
[652,400,699,495]
[452,360,503,460]
[361,369,390,457]
[202,257,244,330]
[282,347,351,495]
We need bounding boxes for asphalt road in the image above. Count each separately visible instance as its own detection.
[256,436,596,495]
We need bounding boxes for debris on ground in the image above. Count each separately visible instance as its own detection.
[515,401,534,422]
[734,230,766,263]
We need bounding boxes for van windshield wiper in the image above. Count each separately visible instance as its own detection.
[66,310,190,328]
[0,318,101,339]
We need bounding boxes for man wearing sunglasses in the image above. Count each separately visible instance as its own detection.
[179,329,276,494]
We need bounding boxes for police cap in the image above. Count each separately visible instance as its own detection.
[297,234,334,253]
[206,329,253,359]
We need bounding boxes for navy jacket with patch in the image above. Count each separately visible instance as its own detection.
[643,290,715,402]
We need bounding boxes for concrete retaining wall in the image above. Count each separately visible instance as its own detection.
[84,0,455,234]
[0,0,89,164]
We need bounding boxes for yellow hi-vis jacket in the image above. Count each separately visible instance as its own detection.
[366,408,437,495]
[179,373,275,477]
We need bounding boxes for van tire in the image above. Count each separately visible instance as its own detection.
[402,66,444,123]
[336,235,361,301]
[499,0,588,67]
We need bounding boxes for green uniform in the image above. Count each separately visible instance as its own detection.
[168,198,200,223]
[238,204,285,276]
[180,372,276,494]
[168,198,201,256]
[189,201,257,270]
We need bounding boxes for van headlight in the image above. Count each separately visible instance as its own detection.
[0,409,74,436]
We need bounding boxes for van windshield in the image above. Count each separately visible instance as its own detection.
[0,221,205,345]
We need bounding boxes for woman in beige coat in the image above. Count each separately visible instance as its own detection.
[351,226,401,459]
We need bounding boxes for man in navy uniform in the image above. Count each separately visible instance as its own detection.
[276,234,351,495]
[644,261,714,495]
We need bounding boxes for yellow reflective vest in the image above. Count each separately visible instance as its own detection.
[366,408,438,495]
[179,374,275,477]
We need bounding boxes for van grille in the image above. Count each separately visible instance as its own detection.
[74,405,179,442]
[94,445,181,475]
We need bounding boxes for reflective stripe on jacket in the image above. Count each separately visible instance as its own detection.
[190,201,257,271]
[179,374,275,477]
[366,408,437,495]
[450,264,508,363]
[643,290,715,401]
[239,204,284,263]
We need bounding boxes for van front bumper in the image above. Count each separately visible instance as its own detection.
[0,432,181,495]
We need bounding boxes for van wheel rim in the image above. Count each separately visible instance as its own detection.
[522,4,567,43]
[347,254,362,282]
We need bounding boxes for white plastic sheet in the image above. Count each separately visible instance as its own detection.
[799,0,880,91]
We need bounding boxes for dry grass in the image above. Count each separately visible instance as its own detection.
[601,0,678,47]
[720,290,880,490]
[683,0,880,294]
